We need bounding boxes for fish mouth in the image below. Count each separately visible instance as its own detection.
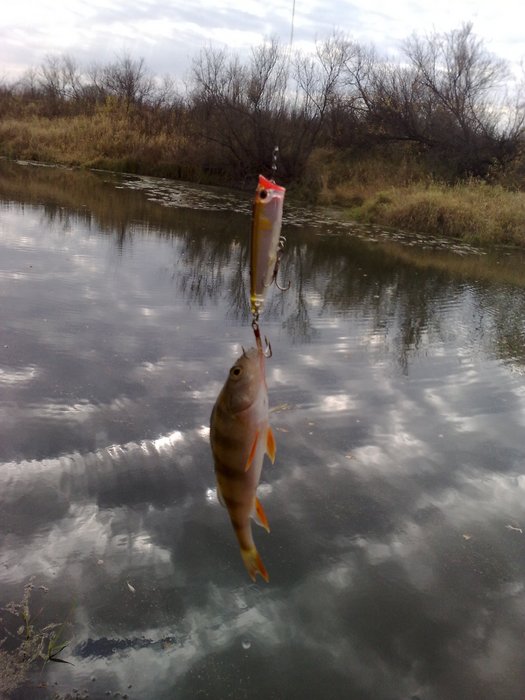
[238,346,259,361]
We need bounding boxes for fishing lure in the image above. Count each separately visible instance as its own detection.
[249,175,287,318]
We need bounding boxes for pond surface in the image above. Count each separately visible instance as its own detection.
[1,160,525,700]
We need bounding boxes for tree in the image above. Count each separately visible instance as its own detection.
[38,54,84,114]
[190,40,289,177]
[190,35,356,179]
[290,33,357,168]
[402,23,518,175]
[98,54,155,112]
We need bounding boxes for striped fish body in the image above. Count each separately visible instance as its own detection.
[210,347,276,582]
[250,175,286,317]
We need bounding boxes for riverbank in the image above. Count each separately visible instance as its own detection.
[1,115,524,247]
[0,114,201,182]
[321,180,525,247]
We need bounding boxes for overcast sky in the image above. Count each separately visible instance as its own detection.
[1,0,524,81]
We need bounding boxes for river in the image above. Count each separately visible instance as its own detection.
[1,159,525,699]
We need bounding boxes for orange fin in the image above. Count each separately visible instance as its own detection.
[252,497,270,533]
[244,430,259,471]
[240,547,269,583]
[266,426,276,464]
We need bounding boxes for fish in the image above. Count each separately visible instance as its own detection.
[210,345,276,582]
[250,174,286,317]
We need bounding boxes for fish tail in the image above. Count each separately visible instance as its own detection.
[240,547,269,583]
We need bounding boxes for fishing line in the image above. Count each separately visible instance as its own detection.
[289,0,296,48]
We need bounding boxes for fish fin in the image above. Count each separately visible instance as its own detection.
[244,431,259,472]
[251,497,270,533]
[216,483,226,508]
[266,426,276,464]
[240,547,269,583]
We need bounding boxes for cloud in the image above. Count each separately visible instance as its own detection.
[1,0,523,80]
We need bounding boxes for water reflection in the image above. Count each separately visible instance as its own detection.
[1,160,525,699]
[2,159,525,367]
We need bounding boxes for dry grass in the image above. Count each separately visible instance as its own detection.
[349,181,525,246]
[0,110,191,177]
[307,146,525,247]
[308,146,430,203]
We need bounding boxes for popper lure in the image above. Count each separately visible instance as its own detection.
[249,175,288,318]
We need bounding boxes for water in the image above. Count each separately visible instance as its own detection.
[1,160,525,699]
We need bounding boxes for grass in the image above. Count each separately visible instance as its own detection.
[304,146,525,247]
[308,147,525,247]
[0,110,196,179]
[338,181,525,246]
[0,579,72,697]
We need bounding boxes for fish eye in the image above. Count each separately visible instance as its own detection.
[230,366,242,377]
[259,189,268,200]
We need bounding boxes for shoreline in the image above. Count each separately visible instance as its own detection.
[1,141,524,249]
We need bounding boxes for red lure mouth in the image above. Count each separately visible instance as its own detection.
[257,175,285,194]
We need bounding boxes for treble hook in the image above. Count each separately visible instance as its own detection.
[264,236,290,292]
[252,319,272,358]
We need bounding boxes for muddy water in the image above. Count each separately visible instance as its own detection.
[1,160,525,700]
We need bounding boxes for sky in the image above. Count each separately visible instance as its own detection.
[1,0,524,82]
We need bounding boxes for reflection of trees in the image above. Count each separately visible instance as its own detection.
[3,160,525,370]
[225,244,251,324]
[0,160,235,244]
[479,288,525,367]
[175,232,230,307]
[277,248,319,344]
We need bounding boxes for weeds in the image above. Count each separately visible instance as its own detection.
[317,176,525,246]
[0,579,72,697]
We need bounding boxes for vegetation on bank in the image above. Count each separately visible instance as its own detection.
[0,579,72,697]
[321,178,525,246]
[366,184,525,246]
[1,23,525,245]
[0,112,195,180]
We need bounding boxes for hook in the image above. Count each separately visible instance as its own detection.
[252,319,272,358]
[274,278,291,292]
[264,236,290,292]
